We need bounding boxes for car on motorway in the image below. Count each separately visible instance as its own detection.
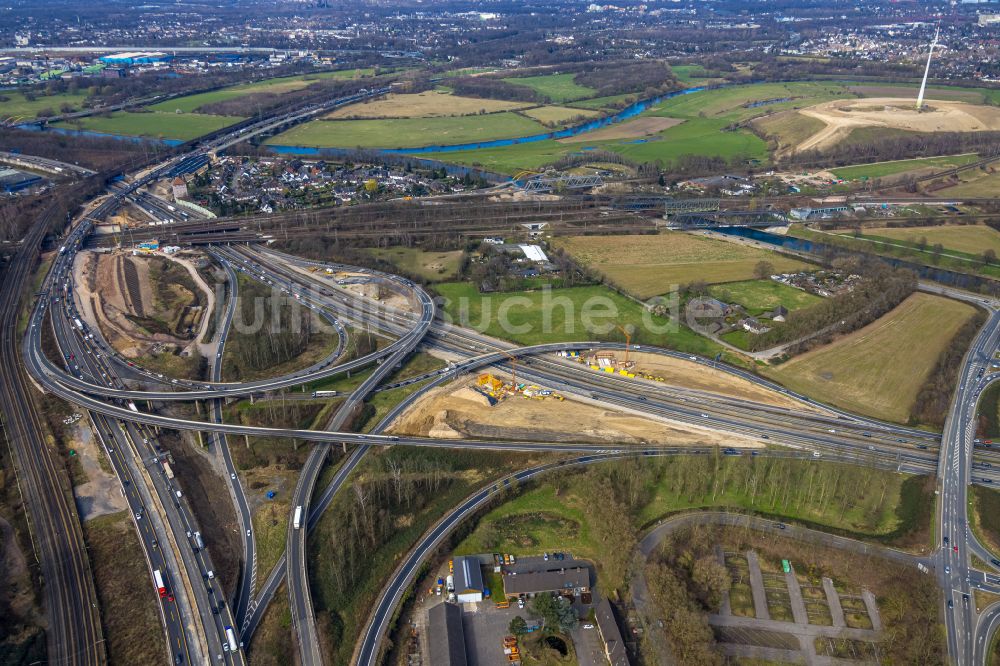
[948,599,954,608]
[944,536,949,544]
[953,545,959,553]
[991,558,1000,568]
[945,566,951,574]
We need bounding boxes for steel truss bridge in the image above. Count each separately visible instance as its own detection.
[665,209,788,229]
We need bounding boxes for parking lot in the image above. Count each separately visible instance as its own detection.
[462,601,533,666]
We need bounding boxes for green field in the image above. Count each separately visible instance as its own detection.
[57,110,243,140]
[418,82,845,174]
[439,125,761,176]
[752,110,827,154]
[848,83,1000,106]
[765,292,977,423]
[971,486,1000,558]
[366,246,464,281]
[792,225,1000,280]
[936,169,1000,198]
[415,139,576,175]
[1,89,91,119]
[830,154,981,180]
[502,73,598,103]
[148,68,375,114]
[646,81,850,123]
[266,111,546,149]
[598,116,768,163]
[566,93,640,110]
[670,64,716,84]
[854,224,1000,257]
[435,112,770,176]
[553,232,811,299]
[708,279,822,315]
[433,281,726,358]
[262,80,847,172]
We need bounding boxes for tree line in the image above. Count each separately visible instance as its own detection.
[780,130,1000,171]
[910,309,987,427]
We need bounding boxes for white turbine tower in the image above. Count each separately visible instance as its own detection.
[916,26,940,111]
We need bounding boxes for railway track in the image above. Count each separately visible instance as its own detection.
[0,200,106,666]
[915,154,1000,183]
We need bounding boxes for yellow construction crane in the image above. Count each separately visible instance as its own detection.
[616,325,632,365]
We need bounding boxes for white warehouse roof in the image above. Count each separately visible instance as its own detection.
[519,244,549,262]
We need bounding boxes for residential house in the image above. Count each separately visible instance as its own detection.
[742,317,771,334]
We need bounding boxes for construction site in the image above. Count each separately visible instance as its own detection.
[71,245,215,378]
[388,360,763,448]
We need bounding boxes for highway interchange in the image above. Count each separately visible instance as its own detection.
[5,93,1000,666]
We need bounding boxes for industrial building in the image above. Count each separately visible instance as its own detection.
[502,565,592,598]
[0,168,43,194]
[594,598,630,666]
[427,602,469,666]
[452,556,485,603]
[99,51,172,66]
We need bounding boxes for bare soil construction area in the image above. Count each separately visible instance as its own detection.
[558,116,683,143]
[74,250,212,360]
[796,97,1000,152]
[388,377,762,447]
[622,352,817,411]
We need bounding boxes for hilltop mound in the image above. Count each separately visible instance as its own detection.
[794,97,1000,152]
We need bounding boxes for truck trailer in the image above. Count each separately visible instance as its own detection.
[153,569,168,598]
[224,626,240,652]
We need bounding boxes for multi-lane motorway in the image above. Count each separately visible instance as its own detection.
[9,103,1000,665]
[0,199,106,665]
[35,222,1000,663]
[33,219,1000,658]
[938,304,1000,665]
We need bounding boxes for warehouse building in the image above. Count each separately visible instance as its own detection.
[99,51,172,66]
[0,168,43,193]
[427,602,468,666]
[453,556,485,603]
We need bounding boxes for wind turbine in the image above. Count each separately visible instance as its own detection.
[916,25,940,111]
